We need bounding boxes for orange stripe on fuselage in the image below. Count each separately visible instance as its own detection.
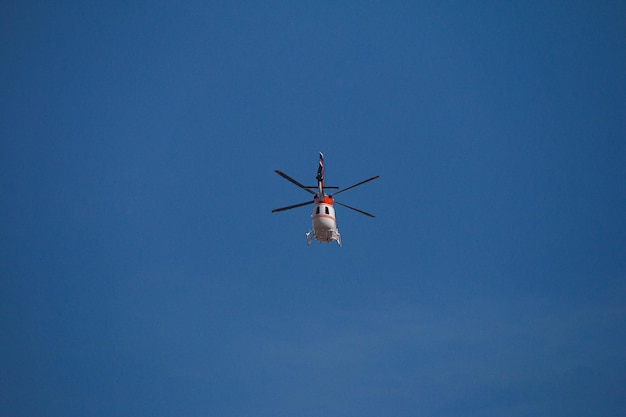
[314,195,334,205]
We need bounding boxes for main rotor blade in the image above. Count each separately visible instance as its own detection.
[272,200,314,213]
[331,175,379,197]
[335,201,376,218]
[274,170,316,195]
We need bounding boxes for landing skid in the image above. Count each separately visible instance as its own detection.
[306,229,342,246]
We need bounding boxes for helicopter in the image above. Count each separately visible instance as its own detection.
[272,152,379,246]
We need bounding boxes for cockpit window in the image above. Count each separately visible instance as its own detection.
[325,207,330,214]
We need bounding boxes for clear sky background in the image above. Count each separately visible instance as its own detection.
[2,2,625,416]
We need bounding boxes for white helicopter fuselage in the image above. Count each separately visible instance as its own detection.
[308,195,341,245]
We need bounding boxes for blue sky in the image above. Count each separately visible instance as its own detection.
[1,2,625,416]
